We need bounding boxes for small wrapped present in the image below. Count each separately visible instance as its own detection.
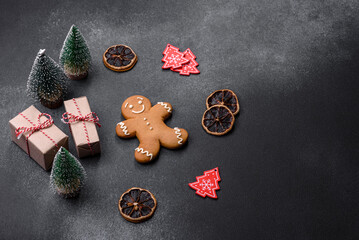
[62,96,101,158]
[9,105,69,170]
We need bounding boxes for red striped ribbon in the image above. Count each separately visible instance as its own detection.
[61,98,101,155]
[61,112,101,127]
[15,113,58,155]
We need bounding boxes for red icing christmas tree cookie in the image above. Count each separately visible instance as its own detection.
[189,167,221,199]
[172,48,200,76]
[162,44,180,56]
[162,44,189,69]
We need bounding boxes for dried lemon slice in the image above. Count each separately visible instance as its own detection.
[118,187,157,223]
[202,105,235,136]
[206,89,240,115]
[103,44,137,72]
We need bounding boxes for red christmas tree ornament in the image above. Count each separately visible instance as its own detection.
[162,44,189,69]
[189,167,221,199]
[162,44,179,56]
[172,48,200,76]
[161,44,180,64]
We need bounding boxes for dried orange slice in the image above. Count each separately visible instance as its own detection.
[202,105,235,135]
[206,89,240,115]
[118,187,157,223]
[103,44,137,72]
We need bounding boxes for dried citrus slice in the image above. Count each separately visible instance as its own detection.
[202,105,235,136]
[206,89,240,115]
[118,187,157,223]
[103,44,137,72]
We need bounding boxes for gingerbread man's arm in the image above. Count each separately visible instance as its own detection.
[151,102,173,120]
[116,119,136,138]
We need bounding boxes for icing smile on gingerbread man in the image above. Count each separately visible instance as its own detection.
[125,97,146,114]
[116,95,189,163]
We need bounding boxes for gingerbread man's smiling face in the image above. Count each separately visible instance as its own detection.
[121,95,152,119]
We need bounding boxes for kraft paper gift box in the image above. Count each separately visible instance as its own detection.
[9,105,69,171]
[63,96,101,158]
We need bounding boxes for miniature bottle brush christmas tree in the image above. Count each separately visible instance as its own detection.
[60,25,91,80]
[50,147,86,198]
[27,49,67,109]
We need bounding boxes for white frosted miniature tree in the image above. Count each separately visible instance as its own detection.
[27,49,67,109]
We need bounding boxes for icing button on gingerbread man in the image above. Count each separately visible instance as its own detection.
[116,95,189,163]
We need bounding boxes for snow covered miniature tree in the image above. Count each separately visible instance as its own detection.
[27,49,67,109]
[59,25,91,80]
[50,147,86,198]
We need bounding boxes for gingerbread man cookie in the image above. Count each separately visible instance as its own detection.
[116,95,189,163]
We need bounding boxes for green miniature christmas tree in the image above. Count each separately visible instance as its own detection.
[27,49,67,109]
[50,147,86,198]
[59,25,91,80]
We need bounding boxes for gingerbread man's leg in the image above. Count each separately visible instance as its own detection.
[134,140,160,163]
[160,127,189,149]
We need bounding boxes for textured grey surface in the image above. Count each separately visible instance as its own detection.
[1,0,359,239]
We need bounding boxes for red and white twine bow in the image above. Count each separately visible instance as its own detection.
[62,98,101,156]
[61,112,101,127]
[15,112,58,156]
[15,113,54,139]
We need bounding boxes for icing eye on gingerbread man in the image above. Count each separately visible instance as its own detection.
[121,96,152,119]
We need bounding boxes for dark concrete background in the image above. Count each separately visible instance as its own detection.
[1,0,359,239]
